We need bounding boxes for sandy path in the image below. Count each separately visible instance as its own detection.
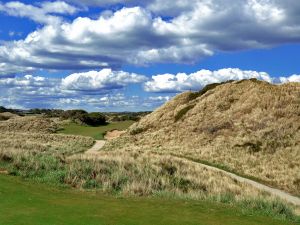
[104,130,126,140]
[85,140,106,154]
[173,155,300,207]
[68,141,300,207]
[200,162,300,206]
[67,140,106,160]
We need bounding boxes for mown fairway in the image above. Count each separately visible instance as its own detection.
[0,175,296,225]
[58,121,134,140]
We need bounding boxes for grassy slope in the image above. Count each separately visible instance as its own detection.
[0,175,295,225]
[58,121,134,140]
[124,80,300,194]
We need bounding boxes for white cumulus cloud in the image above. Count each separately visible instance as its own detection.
[0,1,79,25]
[1,1,300,75]
[144,68,273,92]
[62,68,147,91]
[280,74,300,83]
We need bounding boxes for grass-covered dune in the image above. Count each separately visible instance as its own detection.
[109,79,300,195]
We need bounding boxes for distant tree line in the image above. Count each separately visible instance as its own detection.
[0,106,151,125]
[109,112,152,122]
[0,106,23,115]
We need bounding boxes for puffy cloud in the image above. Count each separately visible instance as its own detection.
[41,1,78,14]
[1,1,300,75]
[144,68,273,92]
[0,1,79,25]
[280,74,300,83]
[0,75,55,87]
[61,68,147,91]
[0,68,149,110]
[0,67,299,110]
[0,68,146,94]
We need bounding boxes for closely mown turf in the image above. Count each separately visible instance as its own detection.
[0,175,296,225]
[58,121,134,140]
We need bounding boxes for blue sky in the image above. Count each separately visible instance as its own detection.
[0,0,299,111]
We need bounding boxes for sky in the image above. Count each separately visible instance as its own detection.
[0,0,299,112]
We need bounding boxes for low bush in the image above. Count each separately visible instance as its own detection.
[85,112,107,126]
[61,110,107,126]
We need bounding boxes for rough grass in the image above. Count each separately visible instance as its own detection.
[120,80,300,195]
[58,120,134,140]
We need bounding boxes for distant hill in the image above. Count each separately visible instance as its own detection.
[108,79,300,195]
[0,112,20,121]
[0,116,58,133]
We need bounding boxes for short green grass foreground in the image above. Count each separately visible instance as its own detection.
[0,175,296,225]
[58,121,134,140]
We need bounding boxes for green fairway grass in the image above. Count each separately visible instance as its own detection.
[0,175,297,225]
[58,120,134,140]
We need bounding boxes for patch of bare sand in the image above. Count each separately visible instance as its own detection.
[105,130,126,140]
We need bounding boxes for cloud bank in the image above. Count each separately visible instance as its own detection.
[1,0,300,75]
[0,1,78,25]
[144,68,273,92]
[0,67,299,110]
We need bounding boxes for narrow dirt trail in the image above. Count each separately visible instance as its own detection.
[85,140,106,154]
[67,140,106,160]
[69,141,300,207]
[181,157,300,206]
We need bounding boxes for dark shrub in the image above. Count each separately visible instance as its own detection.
[61,110,107,126]
[61,110,88,121]
[86,112,107,126]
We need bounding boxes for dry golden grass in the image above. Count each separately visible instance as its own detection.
[0,131,274,204]
[66,149,277,202]
[0,116,276,200]
[105,80,300,195]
